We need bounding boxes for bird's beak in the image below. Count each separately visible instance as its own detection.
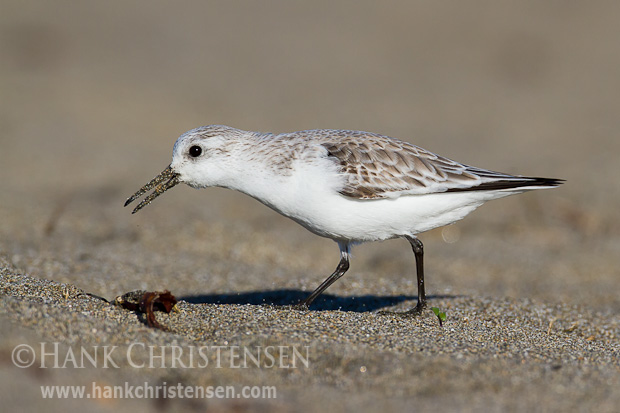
[124,165,180,214]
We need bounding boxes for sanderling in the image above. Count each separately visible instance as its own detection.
[125,125,563,314]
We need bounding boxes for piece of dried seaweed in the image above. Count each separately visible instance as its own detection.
[114,290,178,331]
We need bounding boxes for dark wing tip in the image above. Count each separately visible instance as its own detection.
[517,177,565,188]
[446,176,564,193]
[536,177,565,187]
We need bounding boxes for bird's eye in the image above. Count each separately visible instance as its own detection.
[189,145,202,157]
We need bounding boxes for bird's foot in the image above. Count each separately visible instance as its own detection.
[290,302,310,311]
[378,301,427,318]
[262,302,310,312]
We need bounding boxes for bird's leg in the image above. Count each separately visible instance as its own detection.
[379,235,427,316]
[404,235,427,314]
[292,244,350,310]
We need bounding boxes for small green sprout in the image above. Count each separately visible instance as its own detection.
[431,307,447,327]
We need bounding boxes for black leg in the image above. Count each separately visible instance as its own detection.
[378,235,427,317]
[404,235,427,314]
[295,247,350,310]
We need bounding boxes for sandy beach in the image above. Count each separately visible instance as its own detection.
[1,1,618,411]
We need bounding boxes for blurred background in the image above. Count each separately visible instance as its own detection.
[1,1,619,312]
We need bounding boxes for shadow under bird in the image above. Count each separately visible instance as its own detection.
[125,125,563,314]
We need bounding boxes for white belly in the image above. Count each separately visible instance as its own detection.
[282,190,512,242]
[233,157,516,243]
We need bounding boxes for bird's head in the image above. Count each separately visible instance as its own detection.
[124,125,246,213]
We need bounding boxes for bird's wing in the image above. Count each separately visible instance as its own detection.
[309,130,557,199]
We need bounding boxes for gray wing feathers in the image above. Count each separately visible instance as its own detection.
[309,130,550,199]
